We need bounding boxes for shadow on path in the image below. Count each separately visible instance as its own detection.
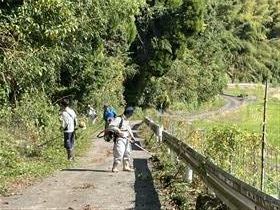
[133,158,161,210]
[131,121,160,209]
[132,124,161,210]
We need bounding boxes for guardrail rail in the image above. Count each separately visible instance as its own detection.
[144,117,280,210]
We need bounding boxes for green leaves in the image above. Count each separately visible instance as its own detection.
[0,0,147,108]
[214,0,280,82]
[204,125,261,185]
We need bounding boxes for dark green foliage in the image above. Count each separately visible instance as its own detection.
[0,0,145,108]
[125,0,280,107]
[1,0,279,111]
[126,0,210,108]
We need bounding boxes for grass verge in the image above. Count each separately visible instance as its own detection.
[0,120,102,195]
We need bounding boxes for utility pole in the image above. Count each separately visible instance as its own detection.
[261,78,268,191]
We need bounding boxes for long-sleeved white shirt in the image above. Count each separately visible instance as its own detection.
[61,107,77,133]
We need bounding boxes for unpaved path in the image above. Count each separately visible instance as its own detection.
[0,122,160,210]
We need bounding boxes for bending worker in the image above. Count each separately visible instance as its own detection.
[108,106,135,172]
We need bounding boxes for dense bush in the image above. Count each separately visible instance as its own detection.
[125,0,280,108]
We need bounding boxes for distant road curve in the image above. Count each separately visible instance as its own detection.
[227,83,264,87]
[161,94,256,122]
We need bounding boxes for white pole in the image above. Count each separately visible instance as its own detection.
[157,125,163,142]
[185,165,193,183]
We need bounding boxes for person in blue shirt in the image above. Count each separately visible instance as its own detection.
[103,104,117,128]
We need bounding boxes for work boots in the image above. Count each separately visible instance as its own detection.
[67,150,74,161]
[123,160,134,172]
[112,162,120,173]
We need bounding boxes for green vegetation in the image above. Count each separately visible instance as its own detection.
[2,0,280,111]
[0,119,100,195]
[141,122,227,210]
[160,84,280,195]
[141,123,201,210]
[126,0,280,108]
[169,95,226,113]
[198,85,280,195]
[195,85,280,147]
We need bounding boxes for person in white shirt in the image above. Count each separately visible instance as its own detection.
[60,99,78,161]
[87,105,97,124]
[108,106,135,172]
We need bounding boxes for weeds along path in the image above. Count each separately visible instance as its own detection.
[0,122,161,210]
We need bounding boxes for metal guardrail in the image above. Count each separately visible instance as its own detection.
[144,117,280,210]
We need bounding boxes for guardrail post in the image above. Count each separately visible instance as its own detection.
[156,124,163,142]
[278,182,280,199]
[167,148,171,155]
[207,188,216,197]
[185,165,193,183]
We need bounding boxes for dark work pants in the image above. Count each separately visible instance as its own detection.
[64,132,75,150]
